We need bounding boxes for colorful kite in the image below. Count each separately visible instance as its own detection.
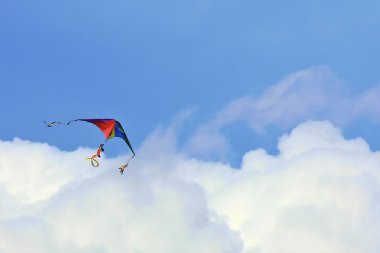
[44,119,135,174]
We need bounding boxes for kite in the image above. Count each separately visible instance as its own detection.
[44,119,135,174]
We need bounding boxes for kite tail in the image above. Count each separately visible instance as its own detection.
[85,156,100,167]
[44,119,79,127]
[119,153,135,175]
[85,144,104,167]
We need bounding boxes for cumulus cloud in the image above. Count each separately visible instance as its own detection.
[185,66,380,157]
[1,120,380,253]
[178,121,380,253]
[0,137,242,253]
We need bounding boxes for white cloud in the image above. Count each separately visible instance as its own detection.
[179,121,380,253]
[277,120,370,159]
[355,84,380,121]
[1,120,380,253]
[0,137,242,253]
[185,66,380,157]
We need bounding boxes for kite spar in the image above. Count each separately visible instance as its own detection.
[44,119,135,174]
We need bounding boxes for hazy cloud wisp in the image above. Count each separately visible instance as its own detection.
[185,66,380,157]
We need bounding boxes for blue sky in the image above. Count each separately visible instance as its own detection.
[3,2,380,252]
[1,0,380,162]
